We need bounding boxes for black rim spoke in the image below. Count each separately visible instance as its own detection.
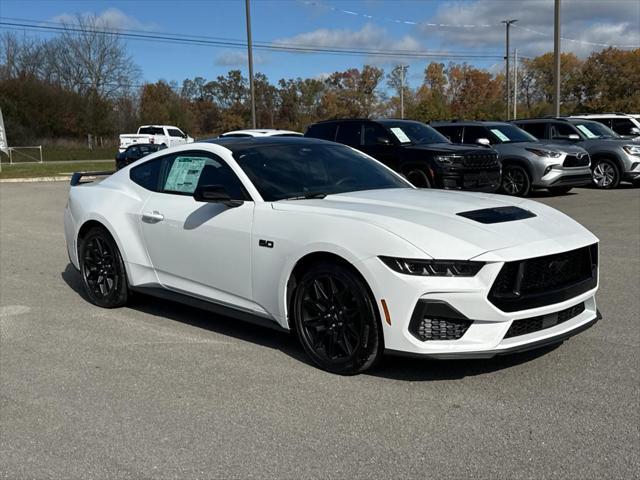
[83,235,118,298]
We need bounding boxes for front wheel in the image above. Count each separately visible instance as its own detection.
[406,169,432,188]
[79,226,129,308]
[501,165,531,197]
[293,262,383,375]
[591,159,620,189]
[547,186,573,195]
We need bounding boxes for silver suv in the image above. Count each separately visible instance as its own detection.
[432,121,591,196]
[513,118,640,188]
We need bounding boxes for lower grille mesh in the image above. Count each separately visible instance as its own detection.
[413,317,472,341]
[505,302,586,338]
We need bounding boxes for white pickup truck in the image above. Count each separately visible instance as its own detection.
[119,125,194,152]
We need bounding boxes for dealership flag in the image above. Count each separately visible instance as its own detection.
[0,108,8,156]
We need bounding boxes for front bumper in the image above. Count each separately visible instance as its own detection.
[536,167,593,188]
[434,167,502,192]
[362,248,599,359]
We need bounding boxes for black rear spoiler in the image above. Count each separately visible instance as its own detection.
[70,171,115,186]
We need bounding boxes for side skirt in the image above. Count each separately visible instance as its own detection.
[132,286,290,334]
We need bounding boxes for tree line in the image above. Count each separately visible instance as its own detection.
[1,20,638,146]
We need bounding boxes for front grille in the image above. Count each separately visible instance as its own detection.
[412,317,472,341]
[489,244,598,312]
[463,153,500,169]
[563,154,590,167]
[505,302,585,338]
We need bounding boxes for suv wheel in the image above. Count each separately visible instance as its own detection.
[501,165,531,197]
[592,159,620,189]
[406,169,431,188]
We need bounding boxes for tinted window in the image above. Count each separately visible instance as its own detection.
[518,122,547,139]
[363,123,393,146]
[571,121,619,138]
[463,126,491,144]
[167,128,185,137]
[162,153,246,198]
[221,133,253,138]
[138,127,165,135]
[483,124,538,143]
[305,123,337,141]
[433,125,463,143]
[335,122,362,146]
[378,121,449,145]
[233,143,409,201]
[130,157,167,191]
[550,122,578,139]
[127,146,139,156]
[611,118,637,136]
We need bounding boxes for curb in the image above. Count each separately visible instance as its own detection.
[0,176,72,183]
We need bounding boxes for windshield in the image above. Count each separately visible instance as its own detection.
[571,121,620,139]
[232,143,411,201]
[379,121,449,145]
[487,124,538,143]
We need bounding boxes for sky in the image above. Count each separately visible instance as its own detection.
[0,0,638,87]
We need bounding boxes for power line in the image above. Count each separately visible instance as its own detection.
[0,18,519,61]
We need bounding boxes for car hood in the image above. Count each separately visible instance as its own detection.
[404,142,494,154]
[272,188,596,260]
[504,141,587,154]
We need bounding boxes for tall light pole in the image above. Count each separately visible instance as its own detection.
[513,48,518,120]
[399,64,408,119]
[245,0,256,128]
[502,19,518,120]
[553,0,561,117]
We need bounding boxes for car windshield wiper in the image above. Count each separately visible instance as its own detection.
[283,192,328,201]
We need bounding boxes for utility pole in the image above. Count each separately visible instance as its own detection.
[399,64,408,119]
[553,0,561,116]
[502,19,518,120]
[245,0,257,128]
[513,48,518,120]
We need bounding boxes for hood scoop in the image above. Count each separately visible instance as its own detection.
[457,206,536,224]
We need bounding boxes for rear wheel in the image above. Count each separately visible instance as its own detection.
[501,164,531,197]
[406,169,432,188]
[79,226,128,308]
[293,262,383,375]
[591,159,620,189]
[547,186,573,195]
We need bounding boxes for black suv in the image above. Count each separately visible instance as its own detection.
[305,119,501,191]
[115,143,166,170]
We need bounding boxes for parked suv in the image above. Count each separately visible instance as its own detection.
[513,117,640,188]
[432,121,591,196]
[569,113,640,139]
[305,119,501,191]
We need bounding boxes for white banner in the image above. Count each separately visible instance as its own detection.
[0,108,8,156]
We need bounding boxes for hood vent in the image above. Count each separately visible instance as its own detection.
[457,206,536,224]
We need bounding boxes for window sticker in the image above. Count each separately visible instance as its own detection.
[490,129,510,142]
[576,124,597,138]
[389,127,411,143]
[164,156,206,193]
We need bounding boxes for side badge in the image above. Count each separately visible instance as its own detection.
[258,239,274,248]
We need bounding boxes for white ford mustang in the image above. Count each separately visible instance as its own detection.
[64,137,601,374]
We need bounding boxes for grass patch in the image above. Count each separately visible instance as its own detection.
[0,160,116,179]
[7,146,117,162]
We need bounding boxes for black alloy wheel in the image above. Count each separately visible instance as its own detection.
[501,165,531,197]
[406,169,432,188]
[591,159,621,189]
[293,262,383,375]
[79,226,129,308]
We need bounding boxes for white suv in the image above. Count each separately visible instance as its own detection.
[570,113,640,139]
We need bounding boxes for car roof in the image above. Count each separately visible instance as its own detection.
[431,120,510,127]
[310,118,425,125]
[201,136,338,152]
[221,129,303,137]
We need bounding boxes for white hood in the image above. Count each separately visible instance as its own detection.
[272,188,597,260]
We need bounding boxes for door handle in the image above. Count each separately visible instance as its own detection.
[142,211,164,223]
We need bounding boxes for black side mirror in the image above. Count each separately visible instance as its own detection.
[193,185,244,208]
[377,137,391,145]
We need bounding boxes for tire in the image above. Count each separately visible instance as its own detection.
[591,159,621,189]
[547,186,573,195]
[292,262,383,375]
[501,164,531,197]
[406,169,432,188]
[79,226,129,308]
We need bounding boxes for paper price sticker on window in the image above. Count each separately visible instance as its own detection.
[490,129,510,142]
[576,125,597,139]
[390,127,411,144]
[164,156,206,193]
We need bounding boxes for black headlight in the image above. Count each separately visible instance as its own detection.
[379,256,485,277]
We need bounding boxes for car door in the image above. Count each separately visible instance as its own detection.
[462,125,491,145]
[362,122,400,169]
[137,150,255,309]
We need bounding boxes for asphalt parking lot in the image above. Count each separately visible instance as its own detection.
[1,181,639,479]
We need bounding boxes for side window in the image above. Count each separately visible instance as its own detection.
[611,118,636,136]
[551,122,578,139]
[363,123,393,145]
[434,126,463,143]
[127,146,139,157]
[305,123,337,141]
[518,122,547,139]
[463,126,490,144]
[335,122,362,146]
[130,157,167,192]
[168,128,185,137]
[162,153,247,199]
